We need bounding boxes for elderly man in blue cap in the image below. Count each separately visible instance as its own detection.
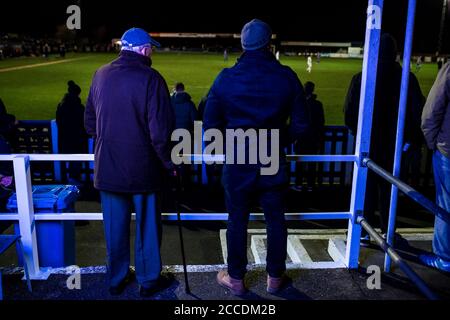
[85,28,176,297]
[204,19,311,295]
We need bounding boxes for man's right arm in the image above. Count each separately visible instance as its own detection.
[421,63,450,150]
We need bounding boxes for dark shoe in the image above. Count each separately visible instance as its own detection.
[109,270,135,296]
[419,254,450,272]
[139,274,175,298]
[267,274,292,294]
[217,270,247,296]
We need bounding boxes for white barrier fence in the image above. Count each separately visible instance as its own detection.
[0,154,358,279]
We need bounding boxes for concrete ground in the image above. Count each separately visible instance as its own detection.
[1,185,449,300]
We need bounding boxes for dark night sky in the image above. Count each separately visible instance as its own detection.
[0,0,448,53]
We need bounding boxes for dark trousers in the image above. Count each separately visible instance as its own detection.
[364,170,392,235]
[223,166,288,280]
[101,191,162,288]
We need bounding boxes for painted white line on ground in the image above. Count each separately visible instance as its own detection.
[327,238,347,264]
[0,58,86,73]
[287,235,314,264]
[250,236,267,265]
[219,229,227,263]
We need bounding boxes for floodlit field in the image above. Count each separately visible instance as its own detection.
[0,52,439,125]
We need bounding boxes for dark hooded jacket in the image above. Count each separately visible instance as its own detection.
[422,62,450,158]
[344,34,425,169]
[171,92,198,131]
[84,50,175,193]
[204,49,310,188]
[56,92,88,154]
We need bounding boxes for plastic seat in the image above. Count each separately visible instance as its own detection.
[0,235,32,300]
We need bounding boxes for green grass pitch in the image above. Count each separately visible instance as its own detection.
[0,52,439,125]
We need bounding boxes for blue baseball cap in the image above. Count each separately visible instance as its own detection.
[241,19,272,51]
[121,27,161,48]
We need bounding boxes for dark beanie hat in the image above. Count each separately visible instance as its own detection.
[68,80,81,96]
[241,19,272,51]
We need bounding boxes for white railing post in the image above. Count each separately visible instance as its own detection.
[13,155,50,280]
[345,0,384,268]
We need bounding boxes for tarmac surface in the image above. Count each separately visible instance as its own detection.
[1,185,450,300]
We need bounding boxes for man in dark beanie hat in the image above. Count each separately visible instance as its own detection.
[204,19,311,295]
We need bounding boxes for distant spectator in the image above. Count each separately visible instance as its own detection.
[0,98,18,147]
[293,81,325,191]
[43,43,50,58]
[344,34,424,245]
[59,44,66,58]
[171,82,198,132]
[56,81,88,183]
[438,58,444,71]
[0,98,17,202]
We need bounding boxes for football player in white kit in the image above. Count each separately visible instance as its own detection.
[307,55,313,73]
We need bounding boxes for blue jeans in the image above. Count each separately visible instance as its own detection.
[101,191,162,288]
[432,150,450,261]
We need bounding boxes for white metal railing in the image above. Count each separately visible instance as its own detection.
[0,153,357,279]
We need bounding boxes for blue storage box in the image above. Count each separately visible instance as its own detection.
[7,185,79,268]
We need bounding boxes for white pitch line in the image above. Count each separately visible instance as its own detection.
[0,58,86,73]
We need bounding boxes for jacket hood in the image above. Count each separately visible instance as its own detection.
[172,92,192,104]
[239,49,276,64]
[379,34,397,63]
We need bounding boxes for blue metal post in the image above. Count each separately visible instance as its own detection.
[346,0,384,268]
[51,120,62,182]
[385,0,417,272]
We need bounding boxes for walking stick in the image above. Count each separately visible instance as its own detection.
[175,169,191,294]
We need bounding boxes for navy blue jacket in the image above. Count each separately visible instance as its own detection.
[85,51,175,193]
[171,92,198,131]
[203,50,310,187]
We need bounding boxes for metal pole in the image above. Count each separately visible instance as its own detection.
[358,217,439,300]
[175,172,191,294]
[438,0,448,55]
[346,0,384,268]
[365,159,450,224]
[385,0,417,272]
